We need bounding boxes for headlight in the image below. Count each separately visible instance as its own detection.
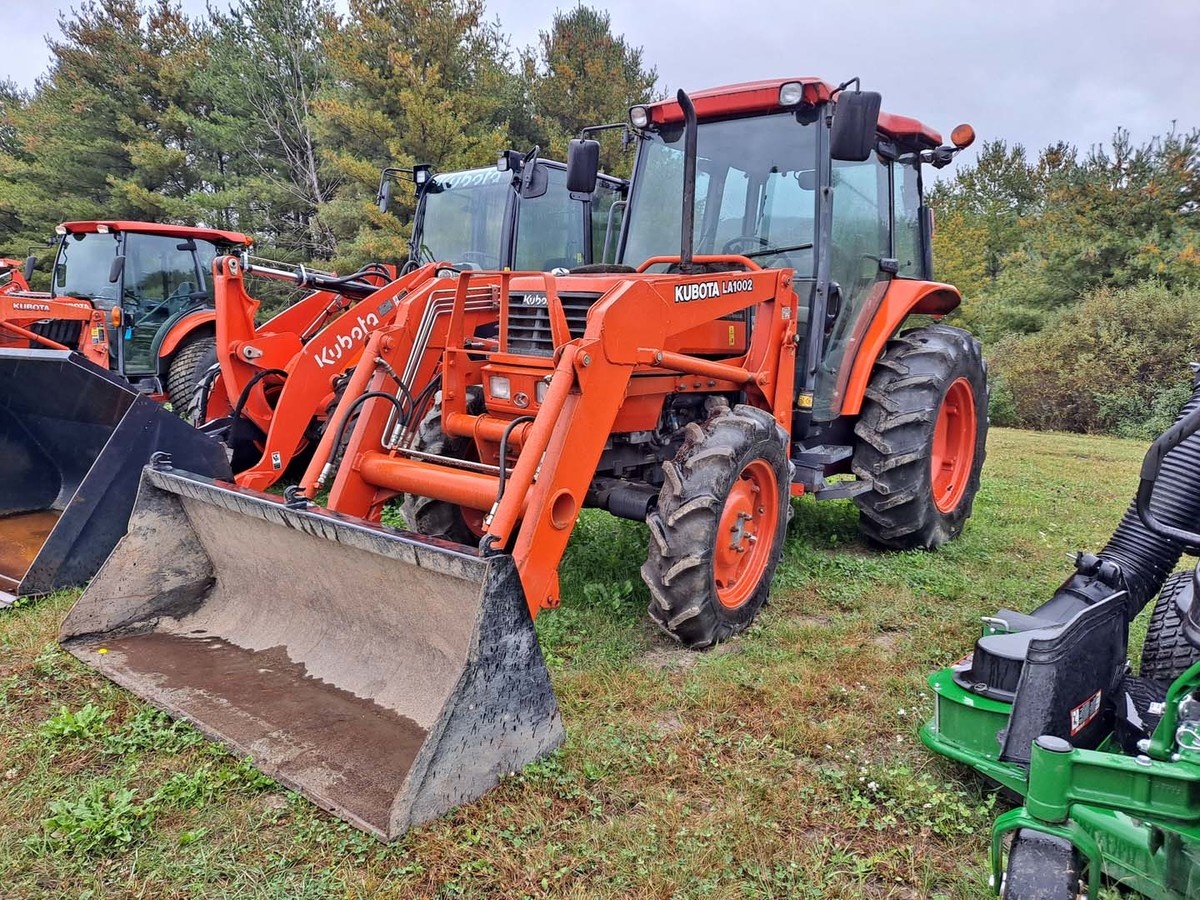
[778,81,805,107]
[489,375,511,400]
[629,105,650,129]
[536,378,550,404]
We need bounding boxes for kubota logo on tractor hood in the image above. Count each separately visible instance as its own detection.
[673,278,754,304]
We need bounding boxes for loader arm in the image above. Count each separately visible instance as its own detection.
[210,258,444,488]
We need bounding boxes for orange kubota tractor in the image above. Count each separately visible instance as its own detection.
[63,78,985,839]
[2,220,253,404]
[197,151,625,489]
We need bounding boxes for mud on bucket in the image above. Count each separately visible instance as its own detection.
[0,349,230,605]
[59,468,564,839]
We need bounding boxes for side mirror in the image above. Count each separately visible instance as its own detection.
[108,255,125,285]
[830,90,882,162]
[23,255,36,281]
[377,179,393,213]
[566,139,600,196]
[521,162,549,199]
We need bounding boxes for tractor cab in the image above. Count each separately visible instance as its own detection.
[381,154,626,274]
[609,79,973,432]
[49,221,250,382]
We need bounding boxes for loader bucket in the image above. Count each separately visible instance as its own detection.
[0,349,231,605]
[59,467,564,840]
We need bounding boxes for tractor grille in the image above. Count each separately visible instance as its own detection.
[29,319,84,348]
[506,292,602,356]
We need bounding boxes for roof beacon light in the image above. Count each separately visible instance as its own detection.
[778,82,805,107]
[96,224,110,234]
[629,106,650,129]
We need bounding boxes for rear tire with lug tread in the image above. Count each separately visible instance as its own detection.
[642,404,792,649]
[402,387,487,544]
[1002,830,1084,900]
[853,324,988,550]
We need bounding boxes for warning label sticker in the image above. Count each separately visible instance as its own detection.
[1070,689,1102,735]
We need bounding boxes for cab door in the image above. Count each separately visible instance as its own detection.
[117,233,206,376]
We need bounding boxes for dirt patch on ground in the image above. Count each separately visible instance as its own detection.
[638,648,699,672]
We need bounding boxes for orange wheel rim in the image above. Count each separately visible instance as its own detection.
[931,377,977,514]
[461,506,487,538]
[714,458,779,610]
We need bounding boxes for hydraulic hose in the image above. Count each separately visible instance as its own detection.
[1038,368,1200,619]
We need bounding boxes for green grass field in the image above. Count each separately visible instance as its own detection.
[0,427,1151,898]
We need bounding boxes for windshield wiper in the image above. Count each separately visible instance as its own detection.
[743,241,813,259]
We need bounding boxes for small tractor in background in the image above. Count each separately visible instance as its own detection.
[3,220,253,406]
[62,77,986,839]
[0,257,31,293]
[923,376,1200,899]
[197,151,627,488]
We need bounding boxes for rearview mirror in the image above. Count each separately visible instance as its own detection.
[521,163,549,199]
[377,179,393,213]
[830,91,881,162]
[23,255,36,281]
[108,255,125,285]
[566,139,600,196]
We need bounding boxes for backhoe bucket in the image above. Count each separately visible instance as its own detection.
[0,349,231,605]
[59,467,564,840]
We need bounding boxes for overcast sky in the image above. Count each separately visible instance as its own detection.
[5,0,1198,168]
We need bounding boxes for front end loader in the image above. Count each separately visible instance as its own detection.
[922,372,1200,899]
[0,221,248,605]
[63,78,987,837]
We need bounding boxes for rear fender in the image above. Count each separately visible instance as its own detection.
[155,310,215,368]
[837,280,961,417]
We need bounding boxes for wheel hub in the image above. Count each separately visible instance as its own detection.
[931,377,977,515]
[714,459,779,610]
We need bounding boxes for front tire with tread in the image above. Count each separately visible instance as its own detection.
[642,404,792,649]
[1140,571,1200,681]
[1002,830,1083,900]
[166,334,217,413]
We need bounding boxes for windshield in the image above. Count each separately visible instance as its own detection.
[52,231,122,306]
[622,112,819,274]
[512,165,590,270]
[414,167,512,269]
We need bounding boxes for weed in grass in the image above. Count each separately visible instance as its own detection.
[38,781,154,854]
[41,703,113,743]
[103,706,205,755]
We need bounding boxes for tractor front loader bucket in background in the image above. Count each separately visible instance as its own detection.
[59,466,564,840]
[0,349,231,605]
